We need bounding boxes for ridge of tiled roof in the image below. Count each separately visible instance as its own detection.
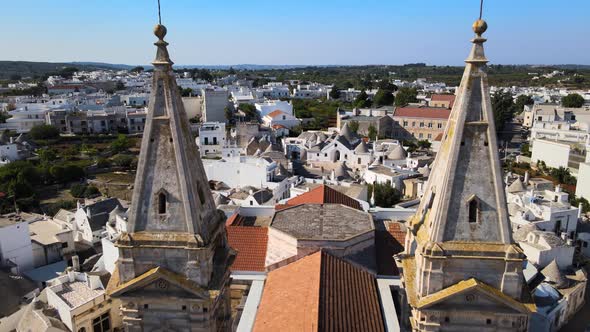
[254,250,385,332]
[285,184,361,210]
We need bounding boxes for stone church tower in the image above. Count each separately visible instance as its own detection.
[398,19,535,331]
[107,24,233,331]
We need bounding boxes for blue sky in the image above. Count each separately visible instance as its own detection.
[3,0,589,66]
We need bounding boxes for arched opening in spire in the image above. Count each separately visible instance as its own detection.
[467,196,479,223]
[158,191,167,214]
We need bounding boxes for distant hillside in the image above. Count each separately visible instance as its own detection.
[0,61,131,80]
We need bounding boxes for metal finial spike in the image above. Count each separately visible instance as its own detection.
[157,0,162,25]
[479,0,484,20]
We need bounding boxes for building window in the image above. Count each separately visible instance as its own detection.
[144,304,149,309]
[419,122,424,128]
[486,319,492,325]
[427,134,432,139]
[438,123,442,129]
[358,157,361,164]
[428,122,433,128]
[403,121,408,126]
[92,312,110,332]
[158,192,167,214]
[412,121,416,127]
[468,198,478,223]
[61,242,68,248]
[182,305,187,311]
[419,133,423,138]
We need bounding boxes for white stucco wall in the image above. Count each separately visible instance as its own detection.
[531,139,570,169]
[576,162,590,200]
[0,222,34,272]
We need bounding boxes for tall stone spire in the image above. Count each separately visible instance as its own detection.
[398,17,534,331]
[125,24,219,239]
[108,24,233,332]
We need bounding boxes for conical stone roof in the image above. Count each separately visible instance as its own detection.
[387,145,407,160]
[354,140,369,154]
[541,260,569,289]
[508,178,526,193]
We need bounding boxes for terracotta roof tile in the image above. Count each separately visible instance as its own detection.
[266,110,287,118]
[226,226,268,272]
[254,251,322,332]
[375,222,406,276]
[393,106,451,120]
[254,251,385,332]
[286,185,361,210]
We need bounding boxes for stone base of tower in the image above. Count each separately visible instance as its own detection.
[398,255,534,332]
[107,224,235,332]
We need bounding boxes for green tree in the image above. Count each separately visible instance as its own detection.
[30,124,60,140]
[368,182,401,207]
[394,87,418,106]
[417,140,432,149]
[373,89,395,107]
[514,95,534,114]
[38,148,58,164]
[368,125,378,141]
[112,154,134,169]
[181,88,193,97]
[520,143,531,157]
[377,80,398,91]
[110,134,131,153]
[348,120,360,134]
[96,158,111,169]
[238,103,258,120]
[130,66,145,73]
[354,90,371,108]
[70,183,88,198]
[224,107,233,122]
[561,93,585,108]
[329,87,341,100]
[116,81,126,91]
[491,90,515,133]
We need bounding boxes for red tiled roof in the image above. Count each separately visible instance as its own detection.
[375,222,406,276]
[388,222,406,245]
[393,106,451,120]
[254,251,385,332]
[266,110,287,118]
[226,226,268,272]
[431,94,456,107]
[225,213,243,226]
[285,185,362,210]
[271,124,287,130]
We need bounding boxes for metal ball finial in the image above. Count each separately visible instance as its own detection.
[472,19,487,35]
[154,24,167,40]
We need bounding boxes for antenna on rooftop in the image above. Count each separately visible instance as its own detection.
[157,0,162,25]
[479,0,484,20]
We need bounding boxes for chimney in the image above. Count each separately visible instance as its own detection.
[578,204,583,219]
[555,184,561,193]
[560,232,567,240]
[72,255,80,272]
[524,171,530,184]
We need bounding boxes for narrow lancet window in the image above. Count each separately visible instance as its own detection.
[158,192,167,214]
[468,199,478,223]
